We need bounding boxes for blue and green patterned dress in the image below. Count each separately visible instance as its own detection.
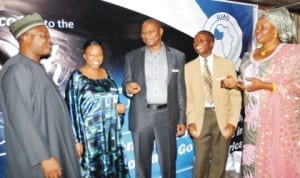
[65,69,128,178]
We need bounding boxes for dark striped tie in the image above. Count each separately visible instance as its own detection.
[203,59,213,105]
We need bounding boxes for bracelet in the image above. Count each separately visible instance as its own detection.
[272,82,277,93]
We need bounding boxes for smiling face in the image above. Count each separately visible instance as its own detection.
[141,19,163,51]
[83,44,104,69]
[255,17,279,44]
[193,31,214,58]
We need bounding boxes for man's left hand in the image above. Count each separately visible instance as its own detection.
[224,124,236,140]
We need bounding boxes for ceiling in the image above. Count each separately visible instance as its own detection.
[227,0,300,14]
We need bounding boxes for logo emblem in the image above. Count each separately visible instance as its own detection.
[204,12,243,69]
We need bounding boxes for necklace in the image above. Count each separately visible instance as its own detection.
[261,49,267,56]
[259,41,280,57]
[260,47,276,56]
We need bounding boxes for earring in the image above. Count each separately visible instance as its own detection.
[274,33,278,38]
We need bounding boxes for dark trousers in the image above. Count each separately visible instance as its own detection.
[193,109,230,178]
[132,108,176,178]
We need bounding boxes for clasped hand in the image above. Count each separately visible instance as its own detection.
[222,75,266,92]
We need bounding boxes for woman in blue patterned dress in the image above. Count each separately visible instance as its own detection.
[65,40,129,178]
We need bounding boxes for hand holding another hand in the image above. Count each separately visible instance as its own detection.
[241,78,270,92]
[222,75,264,92]
[221,75,237,89]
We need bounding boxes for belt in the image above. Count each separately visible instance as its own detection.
[205,107,215,111]
[147,103,168,110]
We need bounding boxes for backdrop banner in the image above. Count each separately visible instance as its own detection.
[0,0,256,177]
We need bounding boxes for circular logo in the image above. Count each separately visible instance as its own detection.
[204,12,243,69]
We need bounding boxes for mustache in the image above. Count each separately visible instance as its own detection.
[195,45,202,50]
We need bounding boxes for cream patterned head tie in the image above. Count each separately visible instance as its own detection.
[260,7,296,43]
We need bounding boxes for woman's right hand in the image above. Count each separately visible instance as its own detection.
[241,78,273,92]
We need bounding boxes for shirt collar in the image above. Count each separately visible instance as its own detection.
[145,42,166,55]
[199,54,213,61]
